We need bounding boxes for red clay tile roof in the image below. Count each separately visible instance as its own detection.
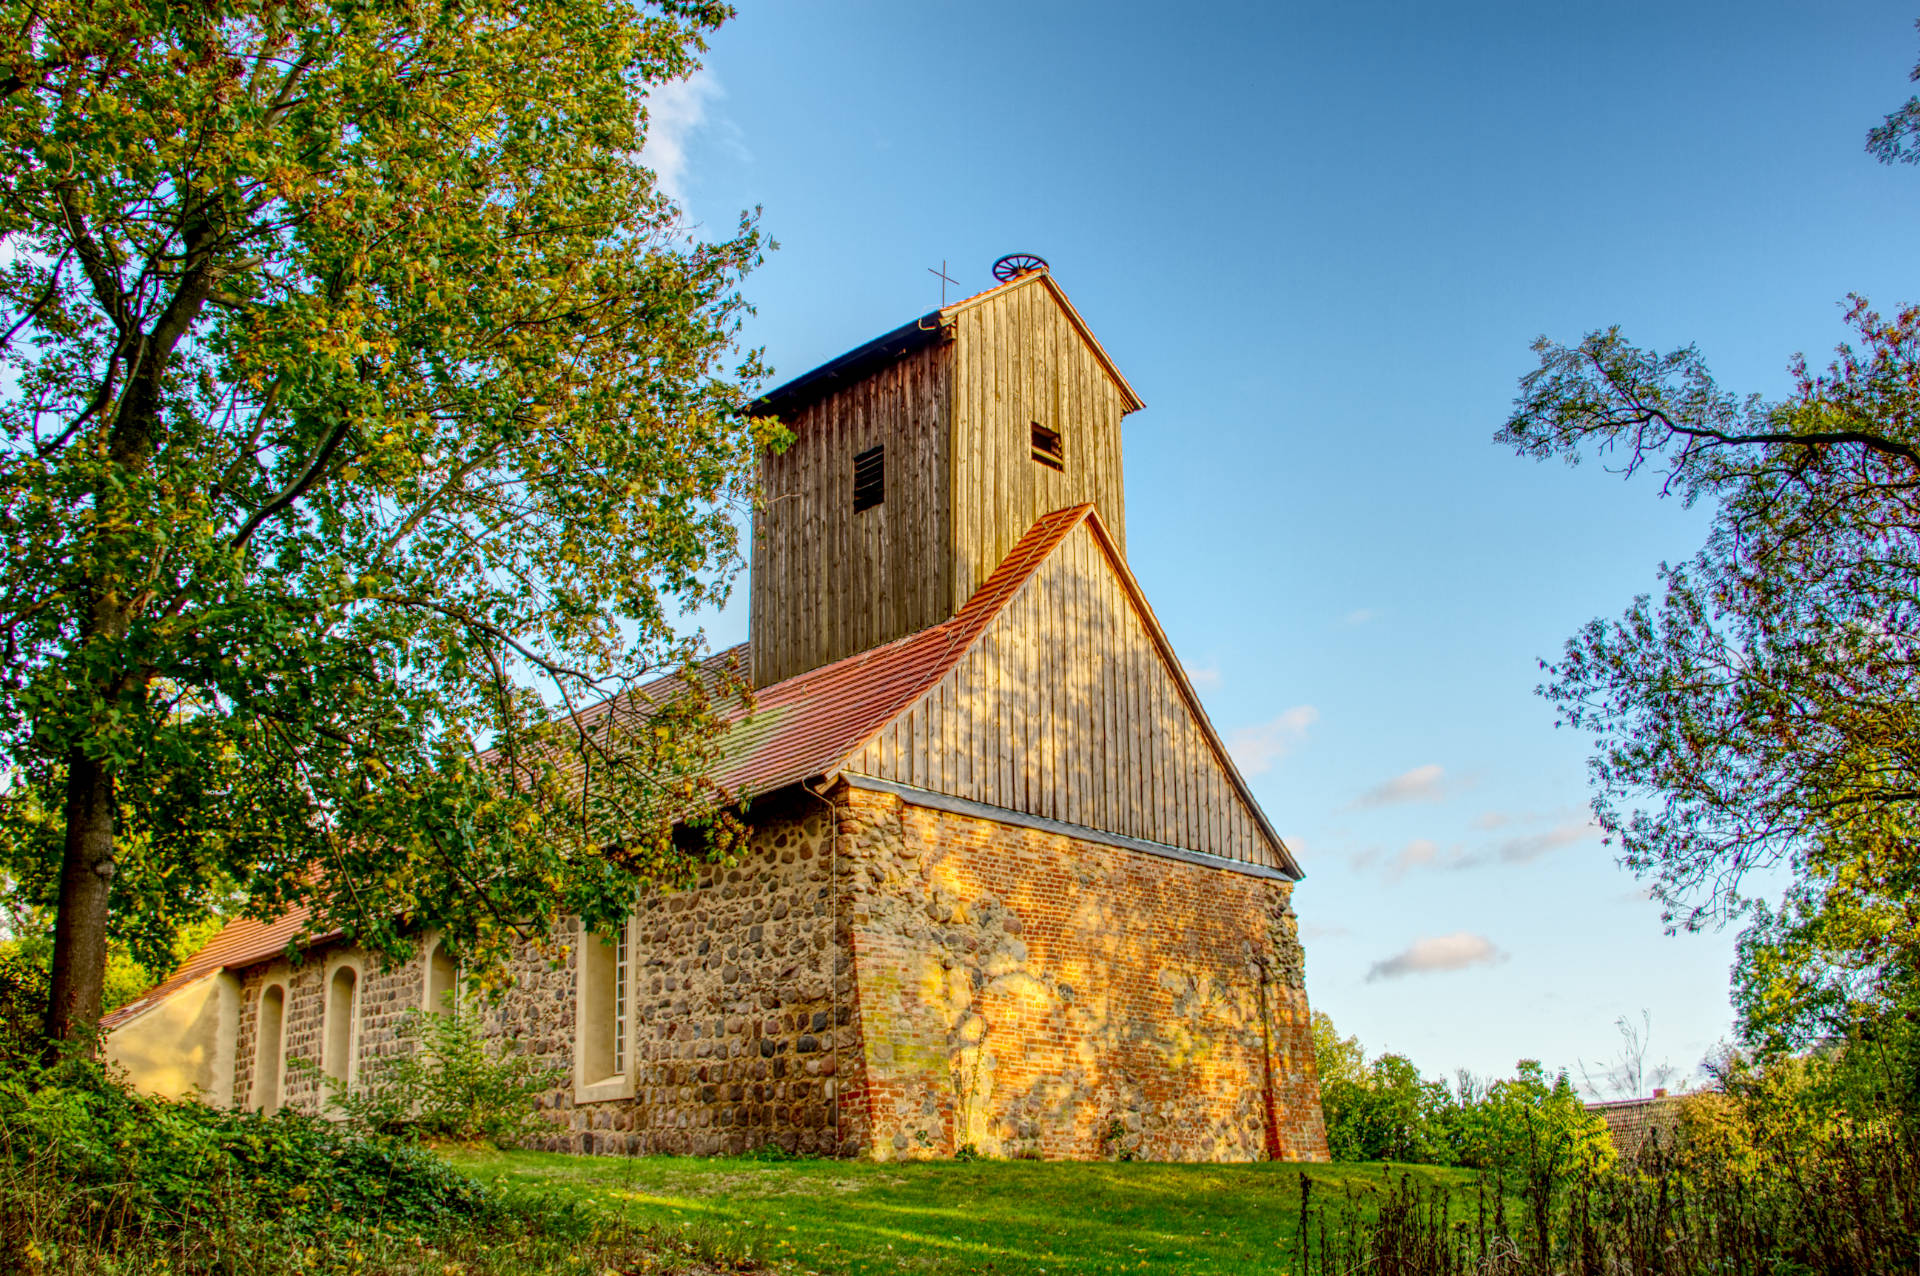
[100,904,327,1031]
[711,503,1091,798]
[103,507,1093,1032]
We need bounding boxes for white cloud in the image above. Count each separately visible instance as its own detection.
[1226,706,1319,776]
[1362,817,1598,879]
[1384,837,1445,880]
[1472,819,1599,867]
[1353,763,1447,809]
[1471,810,1512,830]
[1366,932,1505,982]
[1341,608,1381,626]
[640,69,724,208]
[1186,661,1223,691]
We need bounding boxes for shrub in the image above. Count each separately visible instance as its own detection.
[1315,1015,1607,1175]
[0,1054,742,1275]
[312,995,562,1146]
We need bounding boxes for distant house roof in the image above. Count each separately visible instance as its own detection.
[1587,1093,1686,1158]
[750,269,1144,421]
[107,503,1291,1033]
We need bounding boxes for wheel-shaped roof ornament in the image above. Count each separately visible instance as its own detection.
[991,253,1049,282]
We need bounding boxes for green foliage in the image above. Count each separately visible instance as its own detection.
[1493,32,1920,1059]
[1442,1060,1612,1174]
[1313,1012,1610,1173]
[1320,1050,1450,1165]
[0,0,778,1033]
[0,909,224,1015]
[0,1052,749,1274]
[0,947,46,1064]
[2,1054,500,1243]
[316,995,563,1146]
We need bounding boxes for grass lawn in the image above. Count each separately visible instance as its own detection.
[445,1149,1482,1275]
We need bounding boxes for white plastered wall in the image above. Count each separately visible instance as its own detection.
[105,970,241,1106]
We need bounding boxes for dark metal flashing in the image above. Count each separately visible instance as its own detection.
[837,773,1301,882]
[749,313,950,421]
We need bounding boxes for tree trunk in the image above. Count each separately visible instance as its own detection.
[44,749,117,1047]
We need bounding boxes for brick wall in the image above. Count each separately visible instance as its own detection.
[835,783,1328,1162]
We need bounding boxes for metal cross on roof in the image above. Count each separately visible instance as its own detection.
[926,260,959,306]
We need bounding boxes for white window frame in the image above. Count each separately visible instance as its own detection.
[250,974,290,1113]
[573,917,635,1103]
[321,952,365,1098]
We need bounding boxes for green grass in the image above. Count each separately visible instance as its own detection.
[444,1149,1484,1276]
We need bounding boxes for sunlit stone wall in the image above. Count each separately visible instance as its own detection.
[835,783,1328,1163]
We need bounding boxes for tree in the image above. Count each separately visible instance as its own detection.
[1495,34,1920,1050]
[1576,1010,1681,1101]
[0,0,775,1044]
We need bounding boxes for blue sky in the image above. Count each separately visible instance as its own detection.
[655,1,1920,1088]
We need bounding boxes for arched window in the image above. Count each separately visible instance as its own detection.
[253,983,286,1113]
[426,939,457,1015]
[323,964,359,1088]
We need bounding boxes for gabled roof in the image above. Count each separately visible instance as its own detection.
[101,904,324,1031]
[107,504,1295,1031]
[710,503,1089,795]
[750,269,1144,420]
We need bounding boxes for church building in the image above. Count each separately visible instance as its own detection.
[103,261,1330,1163]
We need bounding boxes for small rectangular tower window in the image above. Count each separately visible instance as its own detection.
[1031,423,1064,472]
[853,444,885,511]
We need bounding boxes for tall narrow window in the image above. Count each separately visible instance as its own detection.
[579,920,629,1085]
[324,965,358,1088]
[1031,423,1064,471]
[613,921,629,1075]
[254,984,286,1113]
[426,940,457,1015]
[852,444,884,511]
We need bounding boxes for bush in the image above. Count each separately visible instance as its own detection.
[0,1055,747,1275]
[1294,1033,1920,1276]
[1314,1012,1608,1175]
[313,995,562,1146]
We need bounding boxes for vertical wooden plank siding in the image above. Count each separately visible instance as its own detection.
[847,522,1280,870]
[750,341,953,687]
[947,278,1129,616]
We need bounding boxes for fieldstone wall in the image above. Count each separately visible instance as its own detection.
[222,781,1327,1164]
[233,960,327,1110]
[231,946,421,1113]
[835,783,1329,1162]
[484,787,853,1156]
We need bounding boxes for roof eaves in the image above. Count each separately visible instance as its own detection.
[749,313,951,421]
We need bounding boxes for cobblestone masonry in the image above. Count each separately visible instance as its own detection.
[225,782,1326,1162]
[230,790,852,1156]
[834,783,1328,1162]
[498,788,850,1156]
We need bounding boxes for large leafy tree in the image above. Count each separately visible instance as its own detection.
[0,0,773,1043]
[1497,32,1920,1053]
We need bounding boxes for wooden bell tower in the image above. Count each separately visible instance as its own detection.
[747,265,1144,688]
